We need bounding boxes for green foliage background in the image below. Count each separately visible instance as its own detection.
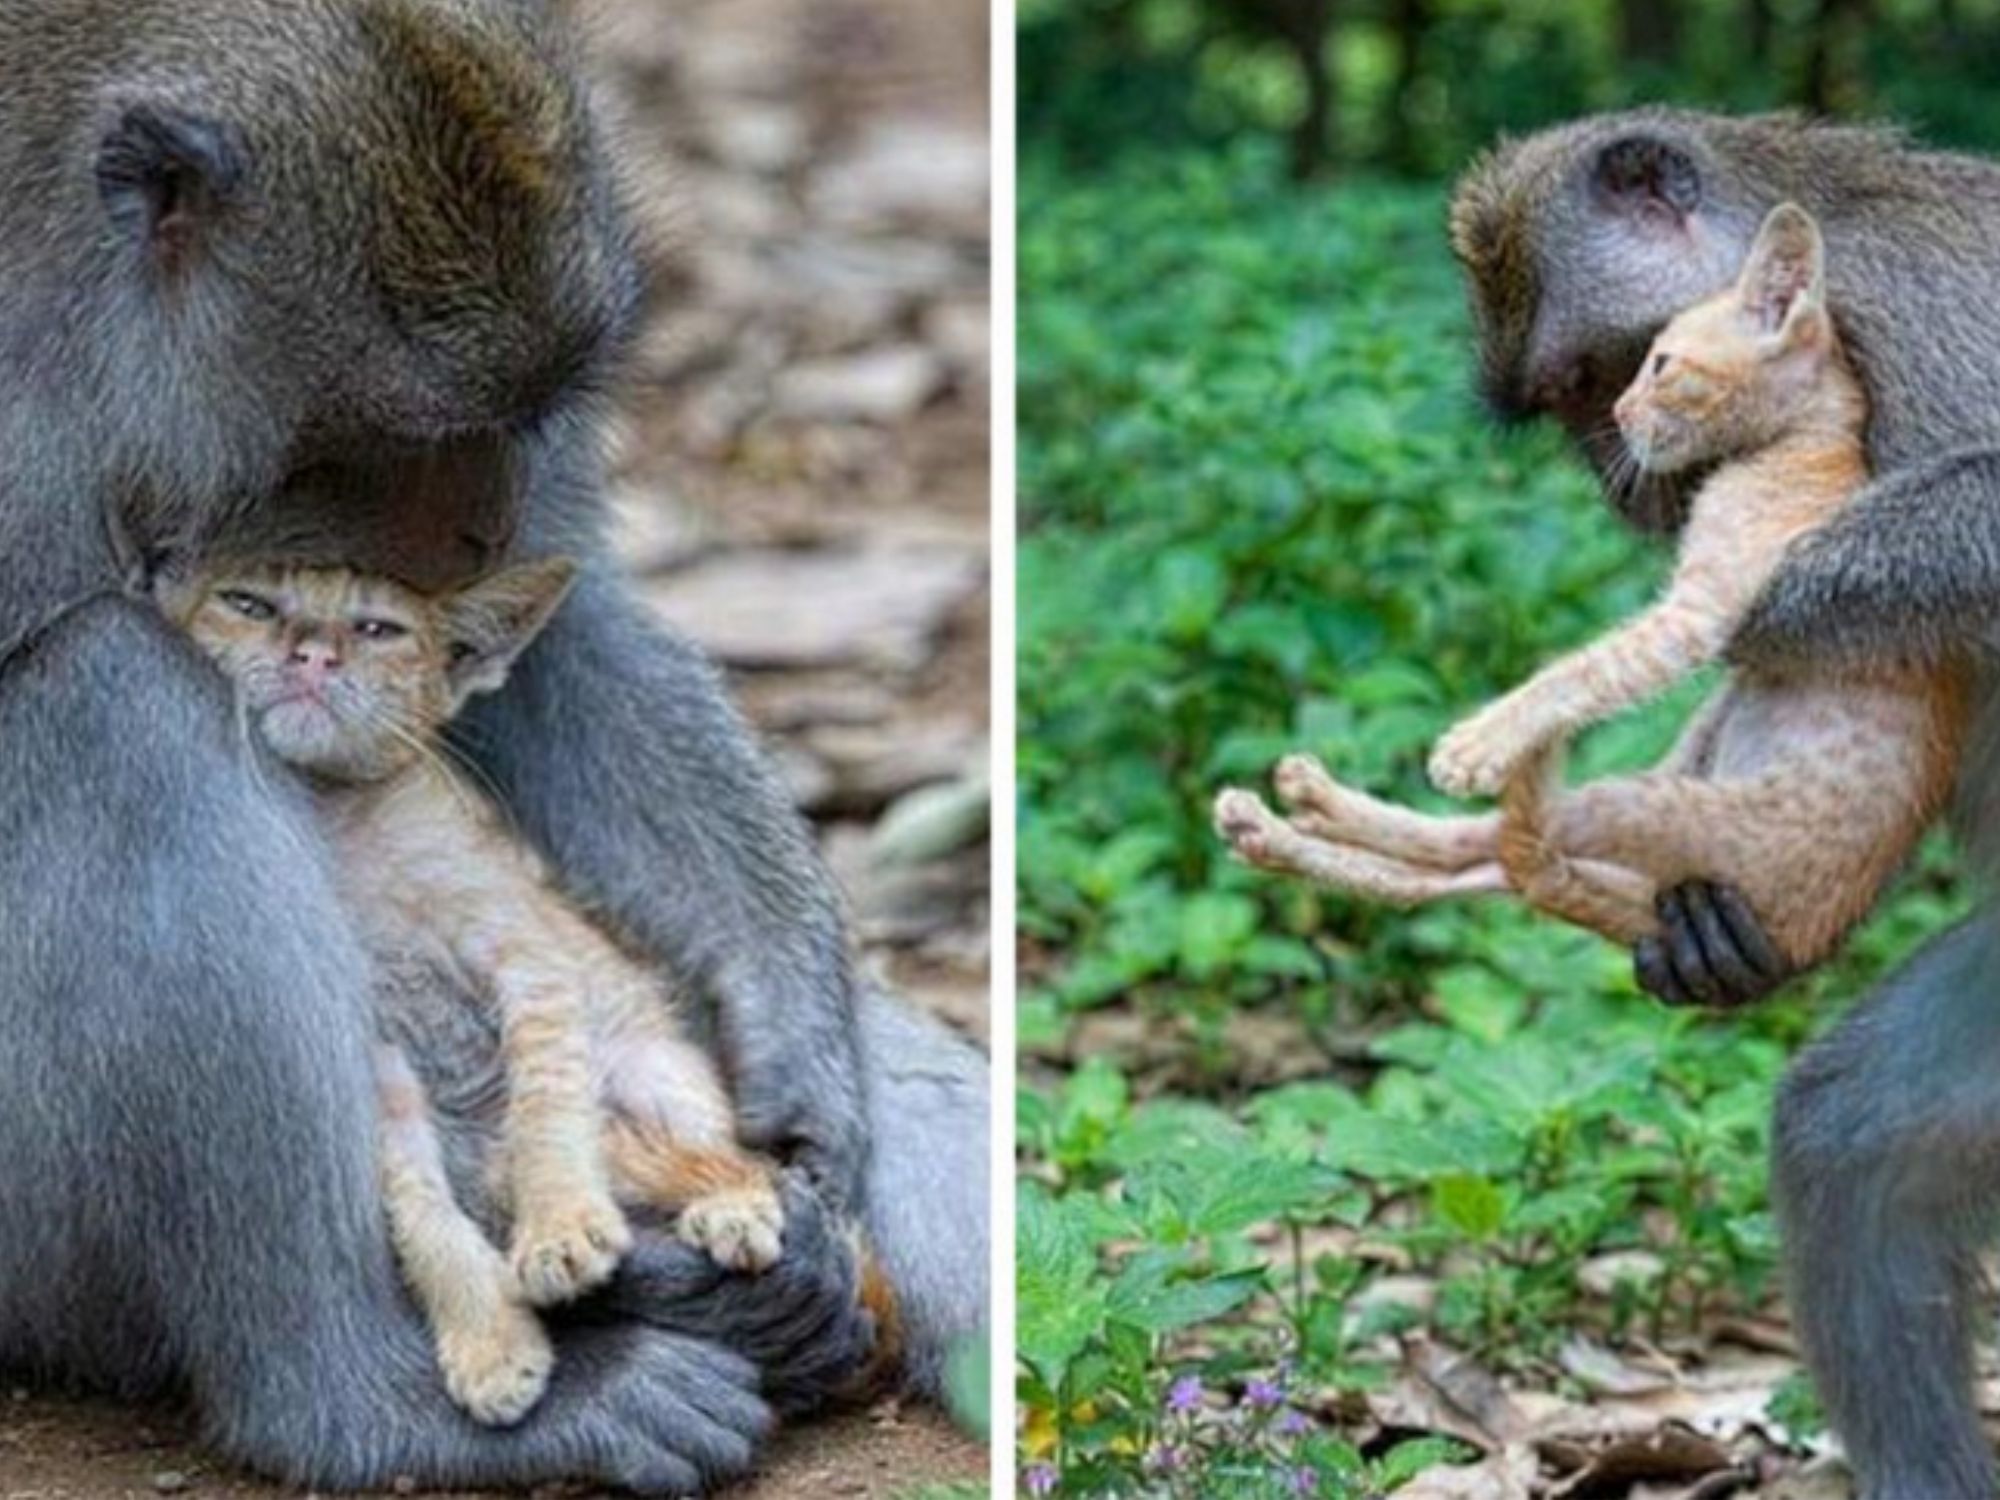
[1014,148,1973,1494]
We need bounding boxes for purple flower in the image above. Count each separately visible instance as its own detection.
[1275,1408,1311,1437]
[1288,1465,1318,1494]
[1165,1374,1204,1414]
[1022,1461,1059,1496]
[1242,1377,1284,1409]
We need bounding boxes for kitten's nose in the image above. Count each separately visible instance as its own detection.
[289,638,342,680]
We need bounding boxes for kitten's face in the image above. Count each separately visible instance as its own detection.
[164,558,577,783]
[1613,203,1835,475]
[173,566,457,781]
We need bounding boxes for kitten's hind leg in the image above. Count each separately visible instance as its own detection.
[1214,789,1508,904]
[376,1046,553,1428]
[1503,841,1661,946]
[604,1118,787,1275]
[1272,754,1500,869]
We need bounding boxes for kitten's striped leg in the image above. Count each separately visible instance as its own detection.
[375,1045,553,1428]
[489,941,634,1308]
[604,1118,787,1275]
[1214,789,1507,904]
[1271,754,1500,870]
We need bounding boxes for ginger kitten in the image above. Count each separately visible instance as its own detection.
[1217,203,1970,971]
[161,558,786,1426]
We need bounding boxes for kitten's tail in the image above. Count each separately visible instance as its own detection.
[1497,740,1660,947]
[1496,739,1566,888]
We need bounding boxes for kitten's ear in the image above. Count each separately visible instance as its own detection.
[1590,134,1701,228]
[149,555,206,626]
[96,102,247,278]
[1738,202,1826,340]
[441,557,579,700]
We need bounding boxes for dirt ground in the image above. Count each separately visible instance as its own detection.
[7,0,990,1494]
[0,1391,984,1500]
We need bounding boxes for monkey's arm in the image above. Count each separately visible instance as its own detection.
[463,567,868,1209]
[1733,446,2000,670]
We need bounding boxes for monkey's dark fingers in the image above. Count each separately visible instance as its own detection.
[1633,932,1697,1007]
[1653,885,1728,1007]
[1703,883,1791,990]
[1676,883,1774,1007]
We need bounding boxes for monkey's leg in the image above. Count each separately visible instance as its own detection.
[1773,917,2000,1500]
[1271,753,1500,869]
[465,562,985,1395]
[0,601,780,1494]
[376,1045,554,1428]
[1214,788,1509,902]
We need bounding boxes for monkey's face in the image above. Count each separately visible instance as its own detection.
[1449,113,1767,529]
[91,1,643,572]
[1613,203,1836,476]
[165,557,575,785]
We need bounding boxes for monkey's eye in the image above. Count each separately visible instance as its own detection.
[219,590,277,622]
[1651,352,1671,376]
[354,618,409,642]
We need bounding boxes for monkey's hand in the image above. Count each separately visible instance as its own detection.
[1429,700,1550,797]
[1633,882,1793,1008]
[1731,449,2000,673]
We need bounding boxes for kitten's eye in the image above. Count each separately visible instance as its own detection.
[354,618,409,642]
[218,590,277,622]
[1651,352,1670,376]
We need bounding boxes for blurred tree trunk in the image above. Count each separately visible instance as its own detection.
[1746,0,1774,64]
[1388,0,1431,173]
[1801,0,1870,111]
[1619,0,1681,69]
[1224,0,1340,179]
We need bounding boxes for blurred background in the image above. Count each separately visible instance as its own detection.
[1021,0,2000,180]
[1016,4,1988,1498]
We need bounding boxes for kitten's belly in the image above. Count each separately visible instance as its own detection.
[1703,672,1941,781]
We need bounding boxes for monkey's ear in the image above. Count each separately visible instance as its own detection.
[1590,134,1701,228]
[95,104,247,273]
[440,557,580,701]
[1738,202,1826,339]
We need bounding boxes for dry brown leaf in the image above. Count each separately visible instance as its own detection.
[1547,1424,1734,1498]
[1410,1338,1532,1445]
[1396,1444,1538,1500]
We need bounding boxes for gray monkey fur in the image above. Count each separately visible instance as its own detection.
[1453,107,2000,1498]
[0,0,987,1489]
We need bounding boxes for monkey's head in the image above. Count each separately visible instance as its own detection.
[1613,204,1840,475]
[1449,109,1793,530]
[80,0,645,584]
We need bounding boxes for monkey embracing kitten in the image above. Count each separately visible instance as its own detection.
[1215,203,1971,970]
[158,557,892,1428]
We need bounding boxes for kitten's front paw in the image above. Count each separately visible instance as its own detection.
[1428,714,1529,798]
[1213,788,1285,867]
[679,1181,787,1274]
[513,1195,635,1306]
[440,1299,554,1428]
